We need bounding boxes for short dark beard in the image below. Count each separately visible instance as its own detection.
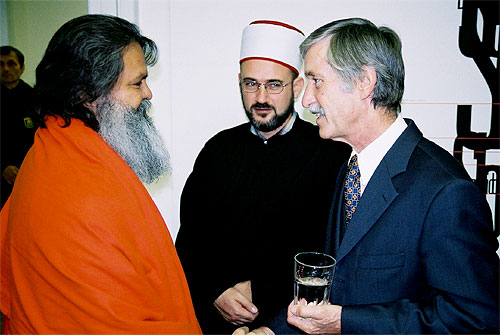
[95,96,171,184]
[242,92,295,133]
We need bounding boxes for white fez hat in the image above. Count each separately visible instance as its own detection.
[240,20,305,75]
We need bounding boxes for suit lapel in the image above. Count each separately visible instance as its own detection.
[336,160,398,262]
[334,119,423,263]
[325,162,348,258]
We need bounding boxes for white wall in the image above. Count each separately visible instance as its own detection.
[4,0,496,246]
[127,0,497,242]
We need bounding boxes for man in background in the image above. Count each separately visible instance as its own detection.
[175,20,350,334]
[1,14,201,334]
[238,17,499,335]
[0,45,36,207]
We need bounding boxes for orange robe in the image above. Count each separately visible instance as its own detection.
[1,117,201,334]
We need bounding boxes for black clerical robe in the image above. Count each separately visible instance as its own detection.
[176,117,350,334]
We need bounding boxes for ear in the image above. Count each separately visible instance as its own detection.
[20,63,25,75]
[83,100,97,114]
[238,73,241,82]
[358,65,376,100]
[292,76,304,99]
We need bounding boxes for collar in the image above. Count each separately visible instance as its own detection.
[250,111,297,142]
[351,115,407,194]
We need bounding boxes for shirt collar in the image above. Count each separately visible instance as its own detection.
[352,115,407,194]
[250,111,297,142]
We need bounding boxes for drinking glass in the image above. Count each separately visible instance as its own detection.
[294,251,336,305]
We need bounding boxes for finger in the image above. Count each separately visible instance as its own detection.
[230,292,258,320]
[235,309,258,323]
[287,311,311,334]
[248,327,275,335]
[236,295,258,314]
[290,304,318,320]
[231,320,245,326]
[216,301,257,323]
[232,326,249,335]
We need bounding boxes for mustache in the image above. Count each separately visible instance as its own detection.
[308,104,325,116]
[251,103,275,111]
[136,99,151,117]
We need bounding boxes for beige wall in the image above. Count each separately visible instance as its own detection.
[4,0,88,86]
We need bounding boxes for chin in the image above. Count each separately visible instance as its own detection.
[318,127,334,140]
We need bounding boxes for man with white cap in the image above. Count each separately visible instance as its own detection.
[175,20,350,334]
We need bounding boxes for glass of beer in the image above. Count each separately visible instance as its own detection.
[294,252,336,306]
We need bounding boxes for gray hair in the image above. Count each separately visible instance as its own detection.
[300,18,404,115]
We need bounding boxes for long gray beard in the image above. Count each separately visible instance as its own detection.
[96,97,171,184]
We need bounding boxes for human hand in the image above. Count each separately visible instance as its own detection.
[232,326,274,335]
[2,165,19,184]
[214,280,259,325]
[287,300,342,334]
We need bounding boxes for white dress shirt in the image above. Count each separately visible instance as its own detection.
[351,116,407,195]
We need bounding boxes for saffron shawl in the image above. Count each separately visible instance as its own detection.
[1,117,201,334]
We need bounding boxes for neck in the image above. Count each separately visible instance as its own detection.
[350,108,397,153]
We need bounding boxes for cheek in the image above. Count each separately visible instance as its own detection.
[112,88,142,109]
[272,93,292,110]
[242,94,255,109]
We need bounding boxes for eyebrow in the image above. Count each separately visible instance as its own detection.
[304,71,316,78]
[242,77,285,82]
[131,72,148,83]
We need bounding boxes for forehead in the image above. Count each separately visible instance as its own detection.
[117,42,147,81]
[0,52,20,64]
[304,37,332,76]
[240,59,294,81]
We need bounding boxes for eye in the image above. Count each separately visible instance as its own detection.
[266,81,282,89]
[313,78,322,86]
[132,80,143,87]
[243,80,257,88]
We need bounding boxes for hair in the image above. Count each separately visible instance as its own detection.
[300,18,404,115]
[34,14,158,130]
[0,45,25,67]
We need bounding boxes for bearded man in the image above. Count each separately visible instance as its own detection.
[0,14,201,334]
[175,20,350,334]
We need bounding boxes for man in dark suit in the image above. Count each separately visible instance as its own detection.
[236,17,499,335]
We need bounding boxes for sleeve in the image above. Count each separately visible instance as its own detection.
[176,142,236,298]
[342,180,499,334]
[176,140,248,332]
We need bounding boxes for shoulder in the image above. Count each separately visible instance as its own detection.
[212,123,250,139]
[192,123,252,161]
[389,119,470,183]
[412,137,471,182]
[206,123,250,145]
[17,79,34,93]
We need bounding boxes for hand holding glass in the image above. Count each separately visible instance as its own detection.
[294,252,336,306]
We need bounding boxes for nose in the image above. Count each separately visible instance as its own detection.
[142,81,153,100]
[302,80,316,108]
[255,84,270,103]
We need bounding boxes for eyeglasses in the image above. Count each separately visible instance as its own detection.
[240,79,292,94]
